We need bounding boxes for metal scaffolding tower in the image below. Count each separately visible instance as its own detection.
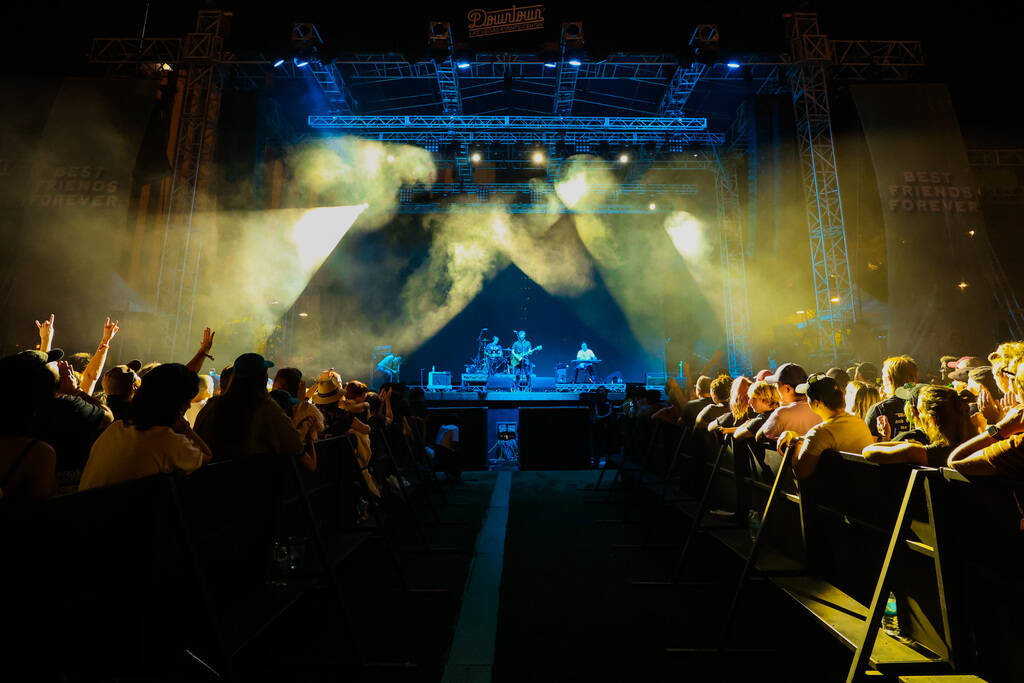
[154,10,227,360]
[714,148,752,375]
[785,12,855,362]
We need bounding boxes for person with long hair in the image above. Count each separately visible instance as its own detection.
[194,353,304,462]
[733,380,781,442]
[0,353,57,499]
[845,380,880,422]
[80,363,212,490]
[949,357,1024,477]
[863,386,975,467]
[709,376,752,434]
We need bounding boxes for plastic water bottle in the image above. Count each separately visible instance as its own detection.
[747,510,762,541]
[882,591,901,638]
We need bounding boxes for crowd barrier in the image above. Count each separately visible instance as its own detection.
[607,412,1019,682]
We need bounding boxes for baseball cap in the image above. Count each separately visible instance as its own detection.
[754,369,772,381]
[103,363,142,396]
[764,362,808,388]
[968,366,1004,400]
[948,356,984,382]
[231,352,274,378]
[795,373,844,404]
[16,348,64,364]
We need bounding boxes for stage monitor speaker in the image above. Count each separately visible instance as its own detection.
[645,372,666,388]
[518,407,591,470]
[486,373,515,391]
[428,371,451,388]
[531,376,556,391]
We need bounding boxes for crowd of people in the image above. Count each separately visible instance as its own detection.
[653,348,1024,482]
[5,311,1024,501]
[0,315,447,500]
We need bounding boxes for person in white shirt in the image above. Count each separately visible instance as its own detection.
[185,374,214,427]
[575,342,598,383]
[80,363,212,490]
[778,373,876,479]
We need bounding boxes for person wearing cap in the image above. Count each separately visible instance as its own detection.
[891,383,930,445]
[825,367,851,395]
[755,363,822,443]
[854,362,879,386]
[948,358,1024,477]
[80,363,213,490]
[864,385,974,468]
[101,360,143,422]
[193,353,304,462]
[312,369,356,438]
[778,374,875,479]
[864,355,919,439]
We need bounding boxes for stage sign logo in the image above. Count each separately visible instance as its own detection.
[467,5,544,38]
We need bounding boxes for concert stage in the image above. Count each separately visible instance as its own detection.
[419,387,626,405]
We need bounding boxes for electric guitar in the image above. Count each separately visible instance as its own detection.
[510,345,542,369]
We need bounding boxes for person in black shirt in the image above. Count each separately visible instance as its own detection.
[864,386,973,466]
[679,375,713,428]
[865,355,919,439]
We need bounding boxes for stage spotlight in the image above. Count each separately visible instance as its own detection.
[298,312,309,318]
[532,151,546,165]
[830,296,841,303]
[619,153,629,164]
[726,61,741,68]
[273,58,285,67]
[957,281,969,290]
[294,56,309,67]
[649,202,657,211]
[386,154,395,163]
[665,211,704,257]
[568,58,582,66]
[471,151,482,163]
[457,61,471,69]
[544,62,557,68]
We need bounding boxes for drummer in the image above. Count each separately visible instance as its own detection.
[485,335,505,375]
[575,341,598,383]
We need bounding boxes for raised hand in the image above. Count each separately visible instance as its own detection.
[56,360,78,395]
[101,317,120,344]
[978,387,1005,426]
[35,314,55,351]
[199,327,215,358]
[875,414,892,440]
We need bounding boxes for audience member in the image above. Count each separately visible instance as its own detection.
[0,354,57,499]
[679,375,713,427]
[637,389,664,419]
[892,383,930,444]
[194,353,304,461]
[845,380,880,421]
[101,360,142,422]
[864,386,974,467]
[865,355,919,439]
[854,362,879,386]
[710,376,752,433]
[217,365,233,395]
[312,371,352,437]
[779,374,874,479]
[185,374,214,427]
[77,317,120,396]
[825,367,851,394]
[757,363,821,443]
[696,375,733,429]
[734,380,781,441]
[80,364,212,490]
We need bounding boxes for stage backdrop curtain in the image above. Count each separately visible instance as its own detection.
[14,77,157,351]
[851,83,992,364]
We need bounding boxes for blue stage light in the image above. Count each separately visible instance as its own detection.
[544,62,557,68]
[726,62,741,68]
[273,58,285,68]
[457,61,471,69]
[568,59,582,66]
[294,57,309,67]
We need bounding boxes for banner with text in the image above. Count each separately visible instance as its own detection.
[851,83,991,362]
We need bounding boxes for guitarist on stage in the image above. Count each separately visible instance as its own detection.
[510,330,540,389]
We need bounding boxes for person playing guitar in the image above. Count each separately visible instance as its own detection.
[510,330,542,389]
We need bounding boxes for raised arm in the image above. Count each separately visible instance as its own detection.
[35,314,54,352]
[947,405,1024,476]
[185,327,215,373]
[79,317,119,396]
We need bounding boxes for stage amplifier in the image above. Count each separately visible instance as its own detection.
[485,373,515,391]
[428,371,452,389]
[645,372,667,389]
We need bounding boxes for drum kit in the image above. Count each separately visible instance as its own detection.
[464,329,515,375]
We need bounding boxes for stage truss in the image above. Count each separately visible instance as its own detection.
[91,10,925,370]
